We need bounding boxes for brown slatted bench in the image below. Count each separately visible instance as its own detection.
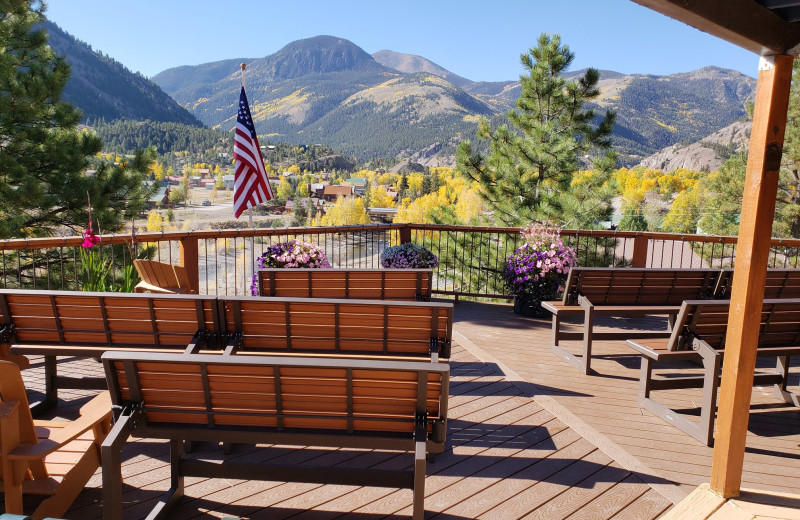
[101,351,450,520]
[715,267,800,299]
[217,295,453,362]
[541,267,722,374]
[257,268,434,301]
[0,289,220,413]
[626,298,800,445]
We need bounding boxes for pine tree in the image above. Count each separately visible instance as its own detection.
[777,59,800,239]
[0,1,151,238]
[456,34,616,227]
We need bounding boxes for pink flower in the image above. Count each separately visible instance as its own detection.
[82,228,99,248]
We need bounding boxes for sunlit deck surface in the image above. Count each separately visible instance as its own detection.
[19,300,800,519]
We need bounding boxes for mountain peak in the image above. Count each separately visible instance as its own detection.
[372,50,470,86]
[258,36,386,80]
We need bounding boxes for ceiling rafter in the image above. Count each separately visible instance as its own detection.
[632,0,800,55]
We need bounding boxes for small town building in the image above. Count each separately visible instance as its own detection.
[322,185,355,201]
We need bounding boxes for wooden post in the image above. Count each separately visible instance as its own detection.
[399,225,412,245]
[179,235,200,293]
[631,234,649,268]
[709,54,793,498]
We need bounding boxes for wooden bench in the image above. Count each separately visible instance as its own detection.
[0,289,220,413]
[101,351,450,520]
[715,267,800,299]
[256,268,434,301]
[217,295,453,362]
[542,267,722,374]
[626,298,800,445]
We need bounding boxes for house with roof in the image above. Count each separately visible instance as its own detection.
[322,185,355,202]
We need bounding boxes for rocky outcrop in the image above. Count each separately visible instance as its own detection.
[637,121,751,172]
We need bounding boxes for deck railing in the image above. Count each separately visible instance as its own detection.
[2,224,800,299]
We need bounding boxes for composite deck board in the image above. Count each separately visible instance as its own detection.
[11,338,672,520]
[453,301,800,497]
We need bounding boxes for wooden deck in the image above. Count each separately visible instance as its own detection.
[453,301,800,499]
[11,299,798,519]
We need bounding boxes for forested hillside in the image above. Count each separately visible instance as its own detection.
[43,20,202,126]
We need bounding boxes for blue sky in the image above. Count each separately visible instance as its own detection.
[46,0,759,81]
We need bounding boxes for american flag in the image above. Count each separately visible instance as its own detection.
[233,86,273,218]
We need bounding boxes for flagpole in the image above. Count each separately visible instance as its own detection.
[241,63,257,290]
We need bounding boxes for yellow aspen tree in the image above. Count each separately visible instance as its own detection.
[277,177,293,200]
[368,186,395,208]
[320,196,370,226]
[146,210,163,232]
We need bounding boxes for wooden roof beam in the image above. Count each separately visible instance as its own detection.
[631,0,800,55]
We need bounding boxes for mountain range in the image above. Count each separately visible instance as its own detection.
[44,23,757,167]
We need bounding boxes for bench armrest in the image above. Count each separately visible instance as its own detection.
[626,338,701,362]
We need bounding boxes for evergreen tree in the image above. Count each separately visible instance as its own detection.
[0,1,150,238]
[457,34,616,226]
[777,59,800,239]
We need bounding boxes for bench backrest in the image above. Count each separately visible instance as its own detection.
[217,296,453,360]
[257,268,434,301]
[103,351,449,438]
[0,289,220,351]
[562,267,720,305]
[667,298,800,351]
[715,268,800,299]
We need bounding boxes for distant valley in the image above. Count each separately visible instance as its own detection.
[45,23,756,168]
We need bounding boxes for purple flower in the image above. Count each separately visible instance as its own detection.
[250,240,332,295]
[380,243,439,269]
[502,225,577,301]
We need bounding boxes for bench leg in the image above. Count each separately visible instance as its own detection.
[551,314,561,347]
[102,412,134,520]
[31,356,59,416]
[699,353,722,447]
[774,356,800,407]
[412,424,426,520]
[148,439,185,520]
[639,357,653,399]
[637,355,717,446]
[581,305,594,375]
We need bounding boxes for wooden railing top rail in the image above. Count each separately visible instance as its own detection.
[3,224,798,251]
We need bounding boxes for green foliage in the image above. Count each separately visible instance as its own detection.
[91,120,227,156]
[456,34,616,227]
[776,59,800,239]
[80,246,113,291]
[168,182,187,205]
[618,213,648,231]
[698,153,746,235]
[0,2,151,238]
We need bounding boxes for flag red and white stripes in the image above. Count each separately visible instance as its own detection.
[233,86,273,218]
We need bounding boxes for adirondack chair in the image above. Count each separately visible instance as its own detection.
[0,361,112,520]
[132,259,194,294]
